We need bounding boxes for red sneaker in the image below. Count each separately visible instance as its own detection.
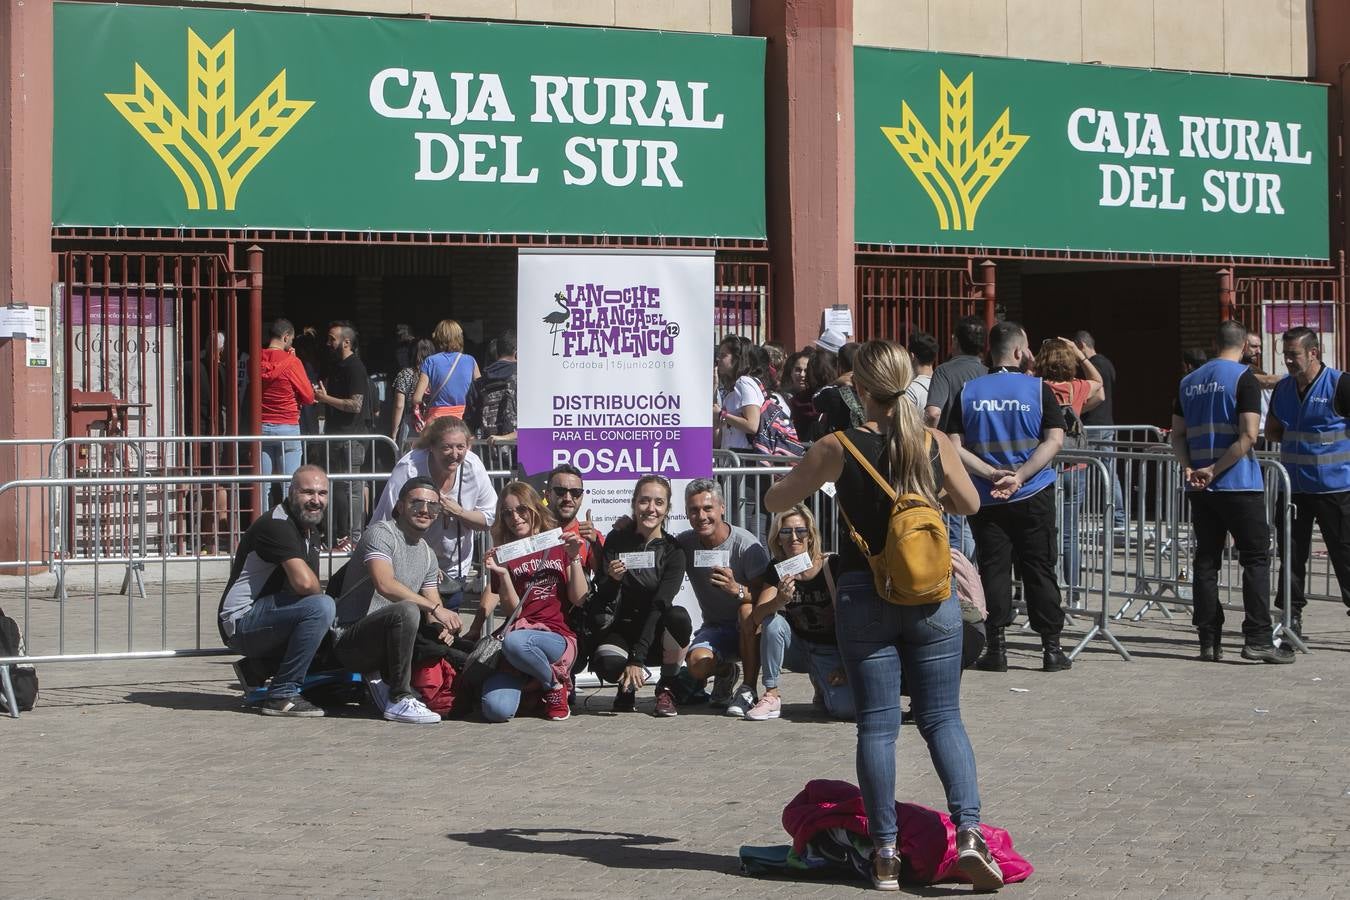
[653,685,678,718]
[543,685,571,721]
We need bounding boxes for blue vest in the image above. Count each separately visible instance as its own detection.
[1179,358,1263,492]
[960,370,1056,506]
[1270,366,1350,494]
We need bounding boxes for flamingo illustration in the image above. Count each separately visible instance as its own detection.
[543,292,568,356]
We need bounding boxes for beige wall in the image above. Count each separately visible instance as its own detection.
[179,0,742,33]
[855,0,1313,77]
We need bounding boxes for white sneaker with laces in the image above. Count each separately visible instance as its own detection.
[383,695,441,724]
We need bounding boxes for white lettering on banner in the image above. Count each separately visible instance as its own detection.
[413,133,540,183]
[527,76,724,129]
[563,137,682,188]
[1201,171,1284,215]
[1177,117,1311,164]
[1098,164,1186,210]
[1068,108,1169,158]
[370,69,515,123]
[551,445,681,475]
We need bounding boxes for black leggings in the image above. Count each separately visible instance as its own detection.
[591,606,693,684]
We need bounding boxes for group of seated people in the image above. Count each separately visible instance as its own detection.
[218,414,981,723]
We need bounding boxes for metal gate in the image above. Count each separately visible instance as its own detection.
[54,247,261,555]
[854,259,993,355]
[1233,255,1347,369]
[714,259,772,344]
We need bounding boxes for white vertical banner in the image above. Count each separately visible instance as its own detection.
[517,249,715,533]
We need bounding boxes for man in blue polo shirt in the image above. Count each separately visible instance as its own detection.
[1266,326,1350,644]
[949,321,1070,674]
[1172,320,1293,664]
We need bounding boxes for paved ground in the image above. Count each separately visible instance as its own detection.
[4,578,1350,899]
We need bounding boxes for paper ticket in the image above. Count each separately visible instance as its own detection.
[693,549,731,568]
[775,551,814,578]
[494,528,564,563]
[528,528,564,553]
[619,551,657,569]
[819,481,838,498]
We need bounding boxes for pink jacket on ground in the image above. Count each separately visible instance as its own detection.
[781,779,1033,886]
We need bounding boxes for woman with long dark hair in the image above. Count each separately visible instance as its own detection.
[714,335,763,451]
[765,340,1003,892]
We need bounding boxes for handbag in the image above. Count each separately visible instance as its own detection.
[413,352,463,432]
[459,583,526,689]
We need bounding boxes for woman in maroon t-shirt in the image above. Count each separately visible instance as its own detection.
[469,482,588,722]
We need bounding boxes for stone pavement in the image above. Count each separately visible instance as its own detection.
[4,596,1350,899]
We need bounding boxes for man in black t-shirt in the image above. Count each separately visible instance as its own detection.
[1074,331,1125,530]
[218,465,337,716]
[316,321,369,550]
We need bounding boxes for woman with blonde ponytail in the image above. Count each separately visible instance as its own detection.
[766,340,1004,892]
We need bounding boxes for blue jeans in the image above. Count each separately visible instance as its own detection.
[759,614,853,719]
[260,422,302,479]
[1059,468,1085,603]
[481,629,567,722]
[945,513,975,558]
[226,592,336,698]
[834,571,981,845]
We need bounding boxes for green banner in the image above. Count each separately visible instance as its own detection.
[53,3,765,238]
[856,48,1329,259]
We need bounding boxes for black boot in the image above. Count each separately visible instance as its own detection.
[1289,614,1304,643]
[974,626,1007,672]
[1041,634,1072,672]
[1198,630,1223,662]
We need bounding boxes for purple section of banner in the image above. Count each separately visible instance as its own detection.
[518,427,713,480]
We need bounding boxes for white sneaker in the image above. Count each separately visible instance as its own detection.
[366,676,391,713]
[383,695,441,724]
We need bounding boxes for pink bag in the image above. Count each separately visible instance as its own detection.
[950,549,987,623]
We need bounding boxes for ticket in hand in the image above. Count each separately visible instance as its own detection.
[693,549,731,568]
[528,528,565,553]
[619,551,657,569]
[775,551,814,578]
[819,481,838,498]
[494,528,564,563]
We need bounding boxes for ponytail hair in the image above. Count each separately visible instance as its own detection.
[851,340,939,508]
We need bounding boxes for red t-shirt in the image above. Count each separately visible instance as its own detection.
[498,545,576,640]
[260,348,315,425]
[1047,378,1094,416]
[561,518,604,574]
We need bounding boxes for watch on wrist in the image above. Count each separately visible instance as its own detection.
[736,585,745,601]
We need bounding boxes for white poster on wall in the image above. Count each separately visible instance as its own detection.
[517,249,715,533]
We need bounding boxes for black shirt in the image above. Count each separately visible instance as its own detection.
[925,354,988,432]
[947,369,1068,436]
[760,554,841,644]
[325,354,369,434]
[1081,353,1116,427]
[813,384,864,439]
[217,504,320,636]
[594,527,687,664]
[835,428,944,575]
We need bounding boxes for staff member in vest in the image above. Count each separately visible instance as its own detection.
[1266,326,1350,643]
[948,321,1071,673]
[1172,320,1293,664]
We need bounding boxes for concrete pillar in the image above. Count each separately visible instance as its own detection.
[0,0,55,567]
[750,0,855,351]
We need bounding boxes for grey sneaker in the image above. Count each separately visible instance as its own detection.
[258,695,324,717]
[725,684,757,718]
[955,826,1004,891]
[710,661,739,708]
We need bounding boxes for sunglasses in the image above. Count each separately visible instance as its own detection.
[778,527,810,539]
[406,499,443,514]
[550,486,585,499]
[502,505,531,521]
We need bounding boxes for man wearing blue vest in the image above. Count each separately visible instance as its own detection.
[1171,320,1294,664]
[949,321,1070,673]
[1266,326,1350,643]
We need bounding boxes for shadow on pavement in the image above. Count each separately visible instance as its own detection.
[445,827,732,873]
[123,689,254,713]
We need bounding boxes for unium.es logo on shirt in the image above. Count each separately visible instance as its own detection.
[880,70,1028,232]
[971,399,1031,413]
[105,29,314,211]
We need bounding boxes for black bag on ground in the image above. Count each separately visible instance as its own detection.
[0,605,39,712]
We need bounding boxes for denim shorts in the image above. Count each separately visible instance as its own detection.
[690,622,740,661]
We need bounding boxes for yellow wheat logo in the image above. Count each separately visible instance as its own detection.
[880,71,1028,231]
[105,29,313,211]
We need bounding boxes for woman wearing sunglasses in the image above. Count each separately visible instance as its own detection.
[587,475,691,717]
[739,504,853,722]
[468,482,588,723]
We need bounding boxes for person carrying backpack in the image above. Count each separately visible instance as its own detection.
[465,329,518,442]
[765,340,1004,893]
[1033,338,1104,609]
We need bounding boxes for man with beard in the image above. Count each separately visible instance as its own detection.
[545,464,603,572]
[218,465,337,717]
[333,477,462,724]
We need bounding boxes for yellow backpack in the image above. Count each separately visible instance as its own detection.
[836,431,952,606]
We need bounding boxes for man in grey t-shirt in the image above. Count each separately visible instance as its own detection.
[333,477,463,724]
[678,479,769,716]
